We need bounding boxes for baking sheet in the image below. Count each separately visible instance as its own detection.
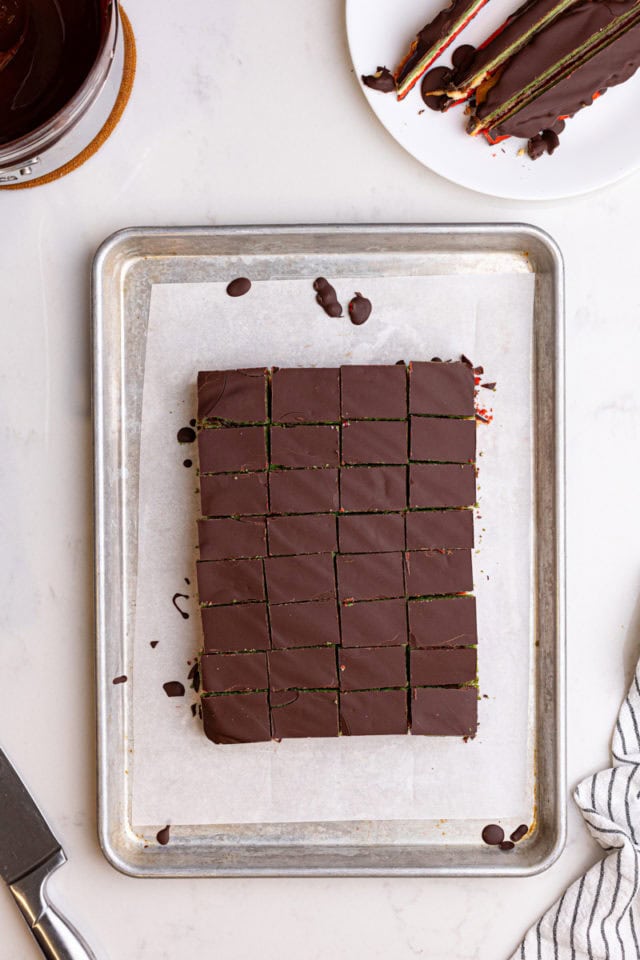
[131,271,535,827]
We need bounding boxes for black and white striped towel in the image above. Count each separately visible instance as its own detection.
[512,669,640,959]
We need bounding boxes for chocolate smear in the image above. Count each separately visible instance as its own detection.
[348,292,372,326]
[226,277,251,297]
[163,681,186,697]
[510,824,529,843]
[177,426,196,444]
[313,278,342,317]
[362,66,396,93]
[112,675,127,685]
[421,66,452,111]
[481,823,504,845]
[156,825,171,845]
[172,593,190,619]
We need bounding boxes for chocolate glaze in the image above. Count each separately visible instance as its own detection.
[422,66,453,110]
[269,467,339,515]
[405,510,474,550]
[336,552,405,602]
[172,593,190,620]
[340,689,408,736]
[202,691,271,744]
[410,416,476,463]
[200,471,268,517]
[342,420,408,465]
[177,426,196,444]
[226,277,251,297]
[451,43,476,70]
[361,66,396,92]
[271,367,341,423]
[156,825,171,845]
[341,364,408,420]
[264,553,336,604]
[270,689,339,739]
[197,558,265,605]
[198,517,267,562]
[269,599,341,649]
[404,549,474,597]
[410,463,476,508]
[267,514,337,556]
[409,596,477,648]
[313,278,343,318]
[410,361,475,416]
[198,426,267,474]
[269,647,338,690]
[201,602,271,653]
[340,599,408,647]
[348,293,372,325]
[270,424,340,468]
[338,513,406,554]
[163,681,185,697]
[341,465,407,512]
[339,645,407,691]
[201,652,268,693]
[482,824,505,845]
[527,128,561,158]
[411,686,477,736]
[197,369,268,423]
[410,647,477,685]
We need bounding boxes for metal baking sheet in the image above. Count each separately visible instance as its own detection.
[93,224,565,877]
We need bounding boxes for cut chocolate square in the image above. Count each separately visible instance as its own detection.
[269,468,339,514]
[338,645,407,691]
[201,603,271,653]
[409,463,476,508]
[341,364,408,420]
[410,417,476,463]
[270,424,340,467]
[341,420,408,465]
[271,367,341,423]
[340,599,408,647]
[202,691,271,744]
[267,514,337,556]
[410,648,477,686]
[200,472,268,517]
[198,517,267,561]
[198,426,268,474]
[409,361,475,417]
[340,689,408,736]
[410,686,477,737]
[405,510,474,550]
[269,600,341,648]
[336,552,405,601]
[408,597,477,648]
[201,652,269,693]
[404,550,473,597]
[340,465,407,512]
[268,647,338,690]
[338,513,405,554]
[197,369,268,423]
[264,554,336,604]
[197,558,266,605]
[270,689,339,739]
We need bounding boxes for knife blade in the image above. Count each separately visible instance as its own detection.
[0,748,96,960]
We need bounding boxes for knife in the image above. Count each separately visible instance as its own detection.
[0,748,96,960]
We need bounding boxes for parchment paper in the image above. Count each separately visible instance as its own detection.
[131,272,535,826]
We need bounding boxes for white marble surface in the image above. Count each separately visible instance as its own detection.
[1,1,640,957]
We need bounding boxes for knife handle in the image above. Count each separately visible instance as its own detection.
[9,850,96,960]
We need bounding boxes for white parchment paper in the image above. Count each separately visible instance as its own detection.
[131,272,535,826]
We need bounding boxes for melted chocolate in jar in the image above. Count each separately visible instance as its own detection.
[0,0,103,146]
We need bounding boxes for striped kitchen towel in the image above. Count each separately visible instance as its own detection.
[512,666,640,959]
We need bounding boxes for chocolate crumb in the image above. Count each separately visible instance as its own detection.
[481,382,496,391]
[474,366,484,375]
[177,426,196,444]
[460,354,473,368]
[156,825,171,845]
[184,578,190,585]
[163,681,186,697]
[198,703,202,719]
[191,703,197,717]
[431,357,442,362]
[189,419,196,427]
[150,641,159,649]
[348,292,372,326]
[361,66,395,93]
[499,840,515,851]
[527,128,560,160]
[183,459,193,468]
[510,824,528,843]
[112,675,127,685]
[172,593,190,619]
[226,277,251,297]
[481,824,504,846]
[313,278,342,317]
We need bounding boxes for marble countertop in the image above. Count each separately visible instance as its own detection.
[2,1,640,957]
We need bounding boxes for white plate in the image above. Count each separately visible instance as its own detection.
[346,0,640,200]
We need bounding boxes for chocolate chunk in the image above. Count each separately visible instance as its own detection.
[348,293,372,325]
[405,510,474,550]
[264,554,336,604]
[409,361,475,416]
[510,824,529,843]
[411,686,477,736]
[272,367,341,423]
[340,599,408,647]
[341,364,408,419]
[410,648,477,685]
[172,593,189,619]
[183,459,193,468]
[500,841,515,851]
[270,690,339,739]
[404,550,473,597]
[269,599,341,648]
[268,647,338,690]
[198,517,267,561]
[190,419,197,427]
[201,602,270,653]
[481,824,505,846]
[341,465,407,512]
[339,645,407,691]
[156,825,171,845]
[421,66,452,111]
[482,382,496,391]
[361,66,396,93]
[177,426,196,444]
[200,472,268,517]
[269,468,339,514]
[336,552,405,601]
[112,675,127,685]
[197,558,265,605]
[267,514,337,556]
[342,420,408,465]
[270,424,340,467]
[197,369,268,423]
[191,703,197,717]
[410,417,476,463]
[451,43,476,71]
[338,513,405,554]
[226,277,251,297]
[340,689,408,735]
[198,426,267,473]
[408,596,477,648]
[527,128,560,160]
[150,641,159,649]
[409,463,476,508]
[202,691,271,744]
[163,681,186,697]
[201,652,268,693]
[313,278,343,318]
